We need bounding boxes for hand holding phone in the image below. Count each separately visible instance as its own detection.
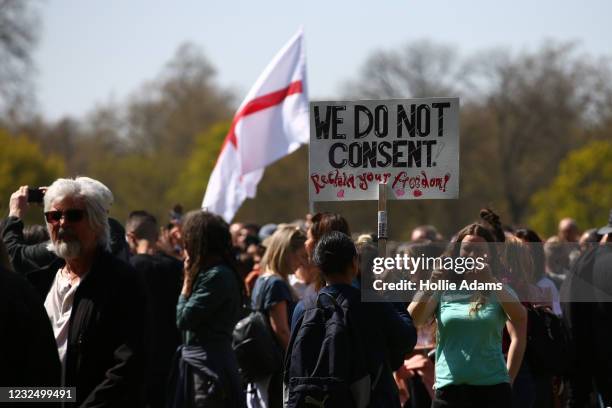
[9,186,30,218]
[27,187,45,203]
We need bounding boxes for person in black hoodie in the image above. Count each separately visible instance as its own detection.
[3,178,148,407]
[125,210,182,408]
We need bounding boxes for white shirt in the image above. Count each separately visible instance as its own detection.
[44,268,81,382]
[289,274,316,300]
[537,276,562,316]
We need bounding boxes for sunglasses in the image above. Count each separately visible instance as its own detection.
[44,209,86,224]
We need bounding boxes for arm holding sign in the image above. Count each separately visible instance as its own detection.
[407,269,445,327]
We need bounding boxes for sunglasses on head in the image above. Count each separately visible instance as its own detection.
[44,209,86,224]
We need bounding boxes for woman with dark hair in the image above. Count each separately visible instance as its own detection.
[304,213,350,290]
[305,213,350,255]
[409,220,527,408]
[514,229,545,279]
[513,229,559,408]
[171,211,244,408]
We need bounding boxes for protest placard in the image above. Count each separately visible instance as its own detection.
[309,98,459,202]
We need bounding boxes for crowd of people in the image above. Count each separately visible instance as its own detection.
[0,176,611,408]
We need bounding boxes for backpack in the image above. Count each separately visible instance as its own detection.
[283,290,373,408]
[525,304,571,376]
[232,277,283,382]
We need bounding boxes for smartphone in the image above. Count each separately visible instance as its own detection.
[27,188,44,203]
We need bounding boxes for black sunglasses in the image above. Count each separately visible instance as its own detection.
[44,209,86,224]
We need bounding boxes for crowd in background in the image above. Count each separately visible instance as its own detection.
[0,176,611,408]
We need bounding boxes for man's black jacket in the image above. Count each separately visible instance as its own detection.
[2,216,149,407]
[1,216,56,275]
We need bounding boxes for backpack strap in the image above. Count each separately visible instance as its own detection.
[302,293,317,310]
[316,291,340,309]
[254,275,270,313]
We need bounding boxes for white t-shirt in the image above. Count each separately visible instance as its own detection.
[288,274,316,300]
[44,269,81,382]
[537,276,562,316]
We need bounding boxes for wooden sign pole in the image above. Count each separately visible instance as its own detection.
[378,182,388,258]
[309,200,315,215]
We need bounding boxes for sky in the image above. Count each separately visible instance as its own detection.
[36,0,612,121]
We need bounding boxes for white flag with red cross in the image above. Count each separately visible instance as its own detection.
[202,28,309,222]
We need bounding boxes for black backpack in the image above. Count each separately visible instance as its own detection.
[525,304,571,376]
[283,291,373,408]
[232,277,283,382]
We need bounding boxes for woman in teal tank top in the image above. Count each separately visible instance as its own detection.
[409,223,527,408]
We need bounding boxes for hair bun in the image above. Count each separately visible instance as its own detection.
[479,208,500,226]
[479,208,505,242]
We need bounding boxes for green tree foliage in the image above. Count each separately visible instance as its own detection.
[4,39,612,240]
[83,44,232,224]
[169,122,312,225]
[237,146,310,224]
[167,121,230,211]
[528,140,612,237]
[0,128,64,223]
[8,43,234,225]
[478,42,610,223]
[82,152,179,224]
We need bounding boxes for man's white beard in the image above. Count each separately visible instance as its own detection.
[50,240,82,260]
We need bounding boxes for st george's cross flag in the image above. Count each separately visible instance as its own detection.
[202,28,309,222]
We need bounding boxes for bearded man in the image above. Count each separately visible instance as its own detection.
[3,177,148,407]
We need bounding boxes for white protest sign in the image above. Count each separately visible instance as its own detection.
[309,98,459,202]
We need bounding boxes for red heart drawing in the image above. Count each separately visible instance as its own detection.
[413,189,422,197]
[337,189,345,198]
[395,188,405,197]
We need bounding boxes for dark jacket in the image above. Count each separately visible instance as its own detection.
[561,245,612,406]
[173,263,244,408]
[167,344,245,408]
[2,216,149,407]
[130,253,182,408]
[589,245,612,402]
[176,264,243,345]
[1,216,56,275]
[0,267,61,388]
[291,284,417,407]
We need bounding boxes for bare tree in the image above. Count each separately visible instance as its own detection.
[125,43,234,156]
[342,40,612,234]
[480,42,612,222]
[341,40,477,235]
[0,0,40,121]
[343,40,470,99]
